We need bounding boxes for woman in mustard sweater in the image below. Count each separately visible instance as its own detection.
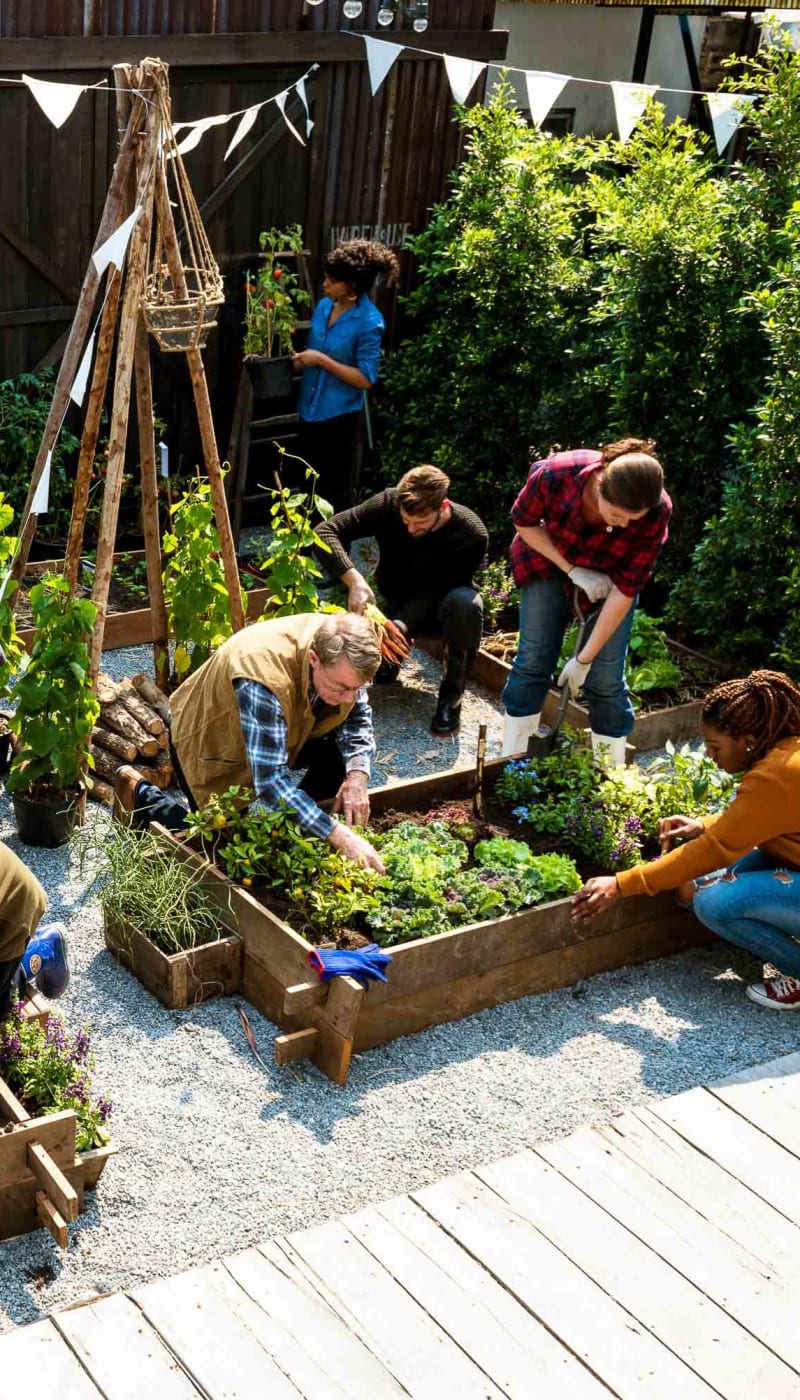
[572,671,800,1010]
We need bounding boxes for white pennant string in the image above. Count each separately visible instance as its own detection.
[175,112,232,155]
[524,71,570,129]
[69,329,97,408]
[22,74,87,128]
[610,81,658,145]
[706,92,757,157]
[224,105,261,160]
[30,451,52,517]
[296,77,314,138]
[443,54,486,106]
[362,36,403,96]
[275,92,306,147]
[92,207,142,276]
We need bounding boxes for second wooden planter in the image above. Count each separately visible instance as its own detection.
[104,914,242,1010]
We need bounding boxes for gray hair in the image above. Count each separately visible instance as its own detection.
[312,613,381,682]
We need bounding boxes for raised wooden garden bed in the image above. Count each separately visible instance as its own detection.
[154,757,710,1087]
[0,1074,114,1247]
[104,913,242,1010]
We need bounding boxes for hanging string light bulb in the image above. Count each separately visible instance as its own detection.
[377,2,397,24]
[412,0,429,32]
[342,0,363,16]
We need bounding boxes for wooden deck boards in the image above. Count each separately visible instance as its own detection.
[2,1049,800,1398]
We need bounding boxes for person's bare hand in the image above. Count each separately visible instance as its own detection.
[328,822,385,873]
[347,574,376,615]
[332,771,370,827]
[292,349,323,369]
[657,815,704,853]
[571,875,619,921]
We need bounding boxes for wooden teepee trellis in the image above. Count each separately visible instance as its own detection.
[13,57,245,691]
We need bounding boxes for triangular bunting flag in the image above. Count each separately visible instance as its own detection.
[296,77,314,138]
[224,105,261,160]
[31,451,52,517]
[69,329,97,408]
[275,92,306,146]
[524,71,569,129]
[706,92,757,157]
[362,36,402,96]
[443,54,486,106]
[22,74,86,129]
[610,81,658,145]
[92,207,142,276]
[174,112,232,156]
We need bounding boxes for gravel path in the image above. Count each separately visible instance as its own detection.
[0,640,797,1330]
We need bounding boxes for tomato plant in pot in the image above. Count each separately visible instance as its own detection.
[7,575,99,847]
[243,225,310,399]
[0,492,23,778]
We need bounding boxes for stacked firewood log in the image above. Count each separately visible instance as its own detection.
[88,673,172,806]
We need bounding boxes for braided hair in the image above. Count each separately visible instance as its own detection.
[702,670,800,767]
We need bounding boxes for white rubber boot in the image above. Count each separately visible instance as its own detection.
[590,732,627,767]
[502,712,542,757]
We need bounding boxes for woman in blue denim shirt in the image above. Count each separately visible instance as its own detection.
[293,240,399,513]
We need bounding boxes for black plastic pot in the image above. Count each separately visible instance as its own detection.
[13,788,86,848]
[246,354,294,399]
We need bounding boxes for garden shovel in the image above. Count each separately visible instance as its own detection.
[526,587,600,760]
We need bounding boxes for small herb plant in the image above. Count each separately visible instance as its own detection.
[243,225,310,359]
[162,477,246,682]
[7,575,99,797]
[481,558,519,631]
[258,456,333,618]
[0,1007,112,1152]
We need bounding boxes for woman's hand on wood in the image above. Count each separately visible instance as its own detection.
[571,875,620,921]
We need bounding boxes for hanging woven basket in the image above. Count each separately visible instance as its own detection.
[143,77,225,353]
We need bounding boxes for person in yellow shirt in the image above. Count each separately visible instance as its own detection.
[572,670,800,1010]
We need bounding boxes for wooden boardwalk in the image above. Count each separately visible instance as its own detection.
[2,1051,800,1399]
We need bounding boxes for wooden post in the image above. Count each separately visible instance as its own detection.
[14,79,146,579]
[134,320,171,692]
[473,723,487,819]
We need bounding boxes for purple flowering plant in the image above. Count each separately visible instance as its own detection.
[0,1008,112,1152]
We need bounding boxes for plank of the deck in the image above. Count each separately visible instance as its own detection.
[281,1217,507,1400]
[539,1124,800,1374]
[414,1171,718,1400]
[226,1244,408,1399]
[349,1198,611,1400]
[475,1152,800,1400]
[0,1318,102,1400]
[610,1109,800,1283]
[133,1266,304,1399]
[53,1293,202,1399]
[651,1086,800,1224]
[709,1052,800,1158]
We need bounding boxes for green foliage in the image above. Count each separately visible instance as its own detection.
[474,835,533,868]
[481,557,519,630]
[0,494,23,703]
[559,610,683,702]
[257,457,333,618]
[0,372,79,536]
[0,1007,111,1152]
[8,575,98,796]
[243,226,310,358]
[162,477,245,681]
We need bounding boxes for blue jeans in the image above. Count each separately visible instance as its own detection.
[501,577,636,738]
[692,849,800,978]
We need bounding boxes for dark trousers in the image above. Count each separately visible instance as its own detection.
[132,733,346,832]
[297,412,361,516]
[0,959,26,1019]
[389,586,484,653]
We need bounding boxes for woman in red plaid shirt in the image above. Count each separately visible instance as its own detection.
[501,439,672,764]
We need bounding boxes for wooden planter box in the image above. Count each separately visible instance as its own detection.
[0,1075,114,1247]
[104,913,242,1010]
[419,638,703,751]
[154,757,709,1086]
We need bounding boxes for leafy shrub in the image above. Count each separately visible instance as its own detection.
[0,372,79,537]
[162,477,246,681]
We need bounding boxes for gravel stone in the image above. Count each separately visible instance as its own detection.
[0,639,797,1330]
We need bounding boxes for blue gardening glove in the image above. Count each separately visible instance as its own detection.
[308,943,392,990]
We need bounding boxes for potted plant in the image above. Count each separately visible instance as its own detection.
[243,224,310,399]
[0,492,23,778]
[7,574,99,847]
[89,824,241,1009]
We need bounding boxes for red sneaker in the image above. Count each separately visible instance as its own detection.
[746,975,800,1010]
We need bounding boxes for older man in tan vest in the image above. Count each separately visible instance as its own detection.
[115,612,385,872]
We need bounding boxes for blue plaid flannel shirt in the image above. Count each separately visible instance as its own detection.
[233,678,374,841]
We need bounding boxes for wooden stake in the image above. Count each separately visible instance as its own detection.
[473,723,487,818]
[134,319,170,690]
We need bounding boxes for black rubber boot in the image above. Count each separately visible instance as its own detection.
[430,649,473,737]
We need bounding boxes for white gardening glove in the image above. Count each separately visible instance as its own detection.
[558,656,591,698]
[567,566,612,604]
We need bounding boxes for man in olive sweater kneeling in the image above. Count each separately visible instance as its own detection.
[316,465,488,737]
